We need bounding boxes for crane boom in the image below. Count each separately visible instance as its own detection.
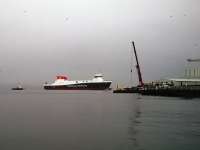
[132,41,144,87]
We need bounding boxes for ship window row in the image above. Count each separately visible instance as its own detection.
[75,81,88,83]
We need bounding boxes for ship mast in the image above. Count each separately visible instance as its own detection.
[132,41,144,87]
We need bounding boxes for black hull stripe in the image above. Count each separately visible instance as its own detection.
[44,82,111,90]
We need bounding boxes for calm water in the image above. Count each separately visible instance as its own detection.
[0,89,200,150]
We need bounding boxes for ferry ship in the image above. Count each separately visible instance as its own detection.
[43,74,112,90]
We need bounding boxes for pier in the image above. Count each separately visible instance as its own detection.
[114,42,200,97]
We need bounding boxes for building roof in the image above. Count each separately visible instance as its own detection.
[168,78,200,82]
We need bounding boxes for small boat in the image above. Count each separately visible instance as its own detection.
[12,85,24,90]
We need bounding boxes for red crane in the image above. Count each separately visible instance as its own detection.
[132,41,144,87]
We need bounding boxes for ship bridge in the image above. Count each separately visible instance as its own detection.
[92,74,104,82]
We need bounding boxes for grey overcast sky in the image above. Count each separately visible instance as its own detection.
[0,0,200,86]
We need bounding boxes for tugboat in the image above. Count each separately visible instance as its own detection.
[44,74,112,90]
[12,85,24,90]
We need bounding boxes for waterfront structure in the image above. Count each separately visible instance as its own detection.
[168,78,200,87]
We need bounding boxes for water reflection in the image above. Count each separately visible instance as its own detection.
[128,96,142,149]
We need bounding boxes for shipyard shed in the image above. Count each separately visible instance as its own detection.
[168,78,200,87]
